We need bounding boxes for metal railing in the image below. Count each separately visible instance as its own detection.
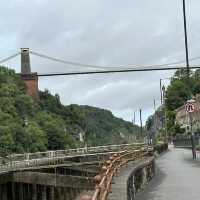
[0,143,146,173]
[1,143,145,162]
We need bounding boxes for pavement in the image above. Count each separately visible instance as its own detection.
[135,147,200,200]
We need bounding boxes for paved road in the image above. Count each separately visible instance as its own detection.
[136,148,200,200]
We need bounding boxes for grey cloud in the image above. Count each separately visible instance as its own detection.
[0,0,200,123]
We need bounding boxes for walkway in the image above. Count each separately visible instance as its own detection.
[108,158,154,200]
[135,148,200,200]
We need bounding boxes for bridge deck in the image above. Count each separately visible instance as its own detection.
[135,148,200,200]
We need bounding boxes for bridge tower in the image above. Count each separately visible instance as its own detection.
[21,48,39,100]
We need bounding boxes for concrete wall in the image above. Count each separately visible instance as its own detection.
[0,182,81,200]
[0,170,95,200]
[127,157,155,200]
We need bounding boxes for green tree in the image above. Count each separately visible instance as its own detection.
[146,115,153,131]
[166,80,191,110]
[24,122,47,152]
[35,112,67,150]
[15,94,35,116]
[0,126,14,156]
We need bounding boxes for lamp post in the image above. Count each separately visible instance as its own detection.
[162,86,168,143]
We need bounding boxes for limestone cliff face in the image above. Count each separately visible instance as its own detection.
[148,106,164,138]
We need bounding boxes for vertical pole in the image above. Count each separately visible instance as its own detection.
[183,0,190,77]
[189,112,196,159]
[162,86,168,143]
[133,111,136,124]
[140,109,143,137]
[160,79,163,105]
[164,102,168,143]
[152,99,157,145]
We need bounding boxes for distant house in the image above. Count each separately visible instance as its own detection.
[176,95,200,132]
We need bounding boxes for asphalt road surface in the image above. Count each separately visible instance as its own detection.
[135,147,200,200]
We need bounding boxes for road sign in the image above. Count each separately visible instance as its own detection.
[185,103,195,113]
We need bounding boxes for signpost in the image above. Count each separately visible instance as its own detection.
[186,99,196,159]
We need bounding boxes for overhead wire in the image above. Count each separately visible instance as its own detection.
[37,65,200,77]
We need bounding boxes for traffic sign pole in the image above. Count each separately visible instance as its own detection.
[186,100,196,159]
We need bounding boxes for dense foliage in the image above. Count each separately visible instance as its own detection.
[0,66,141,155]
[146,68,200,140]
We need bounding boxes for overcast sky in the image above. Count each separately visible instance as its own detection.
[0,0,200,124]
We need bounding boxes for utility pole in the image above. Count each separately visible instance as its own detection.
[189,112,196,159]
[162,86,168,143]
[153,99,156,111]
[182,0,190,77]
[133,111,136,124]
[139,109,143,137]
[160,79,163,105]
[152,99,157,145]
[186,99,197,159]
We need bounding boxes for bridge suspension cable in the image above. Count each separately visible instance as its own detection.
[30,50,110,71]
[1,50,200,76]
[30,50,200,71]
[0,52,20,64]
